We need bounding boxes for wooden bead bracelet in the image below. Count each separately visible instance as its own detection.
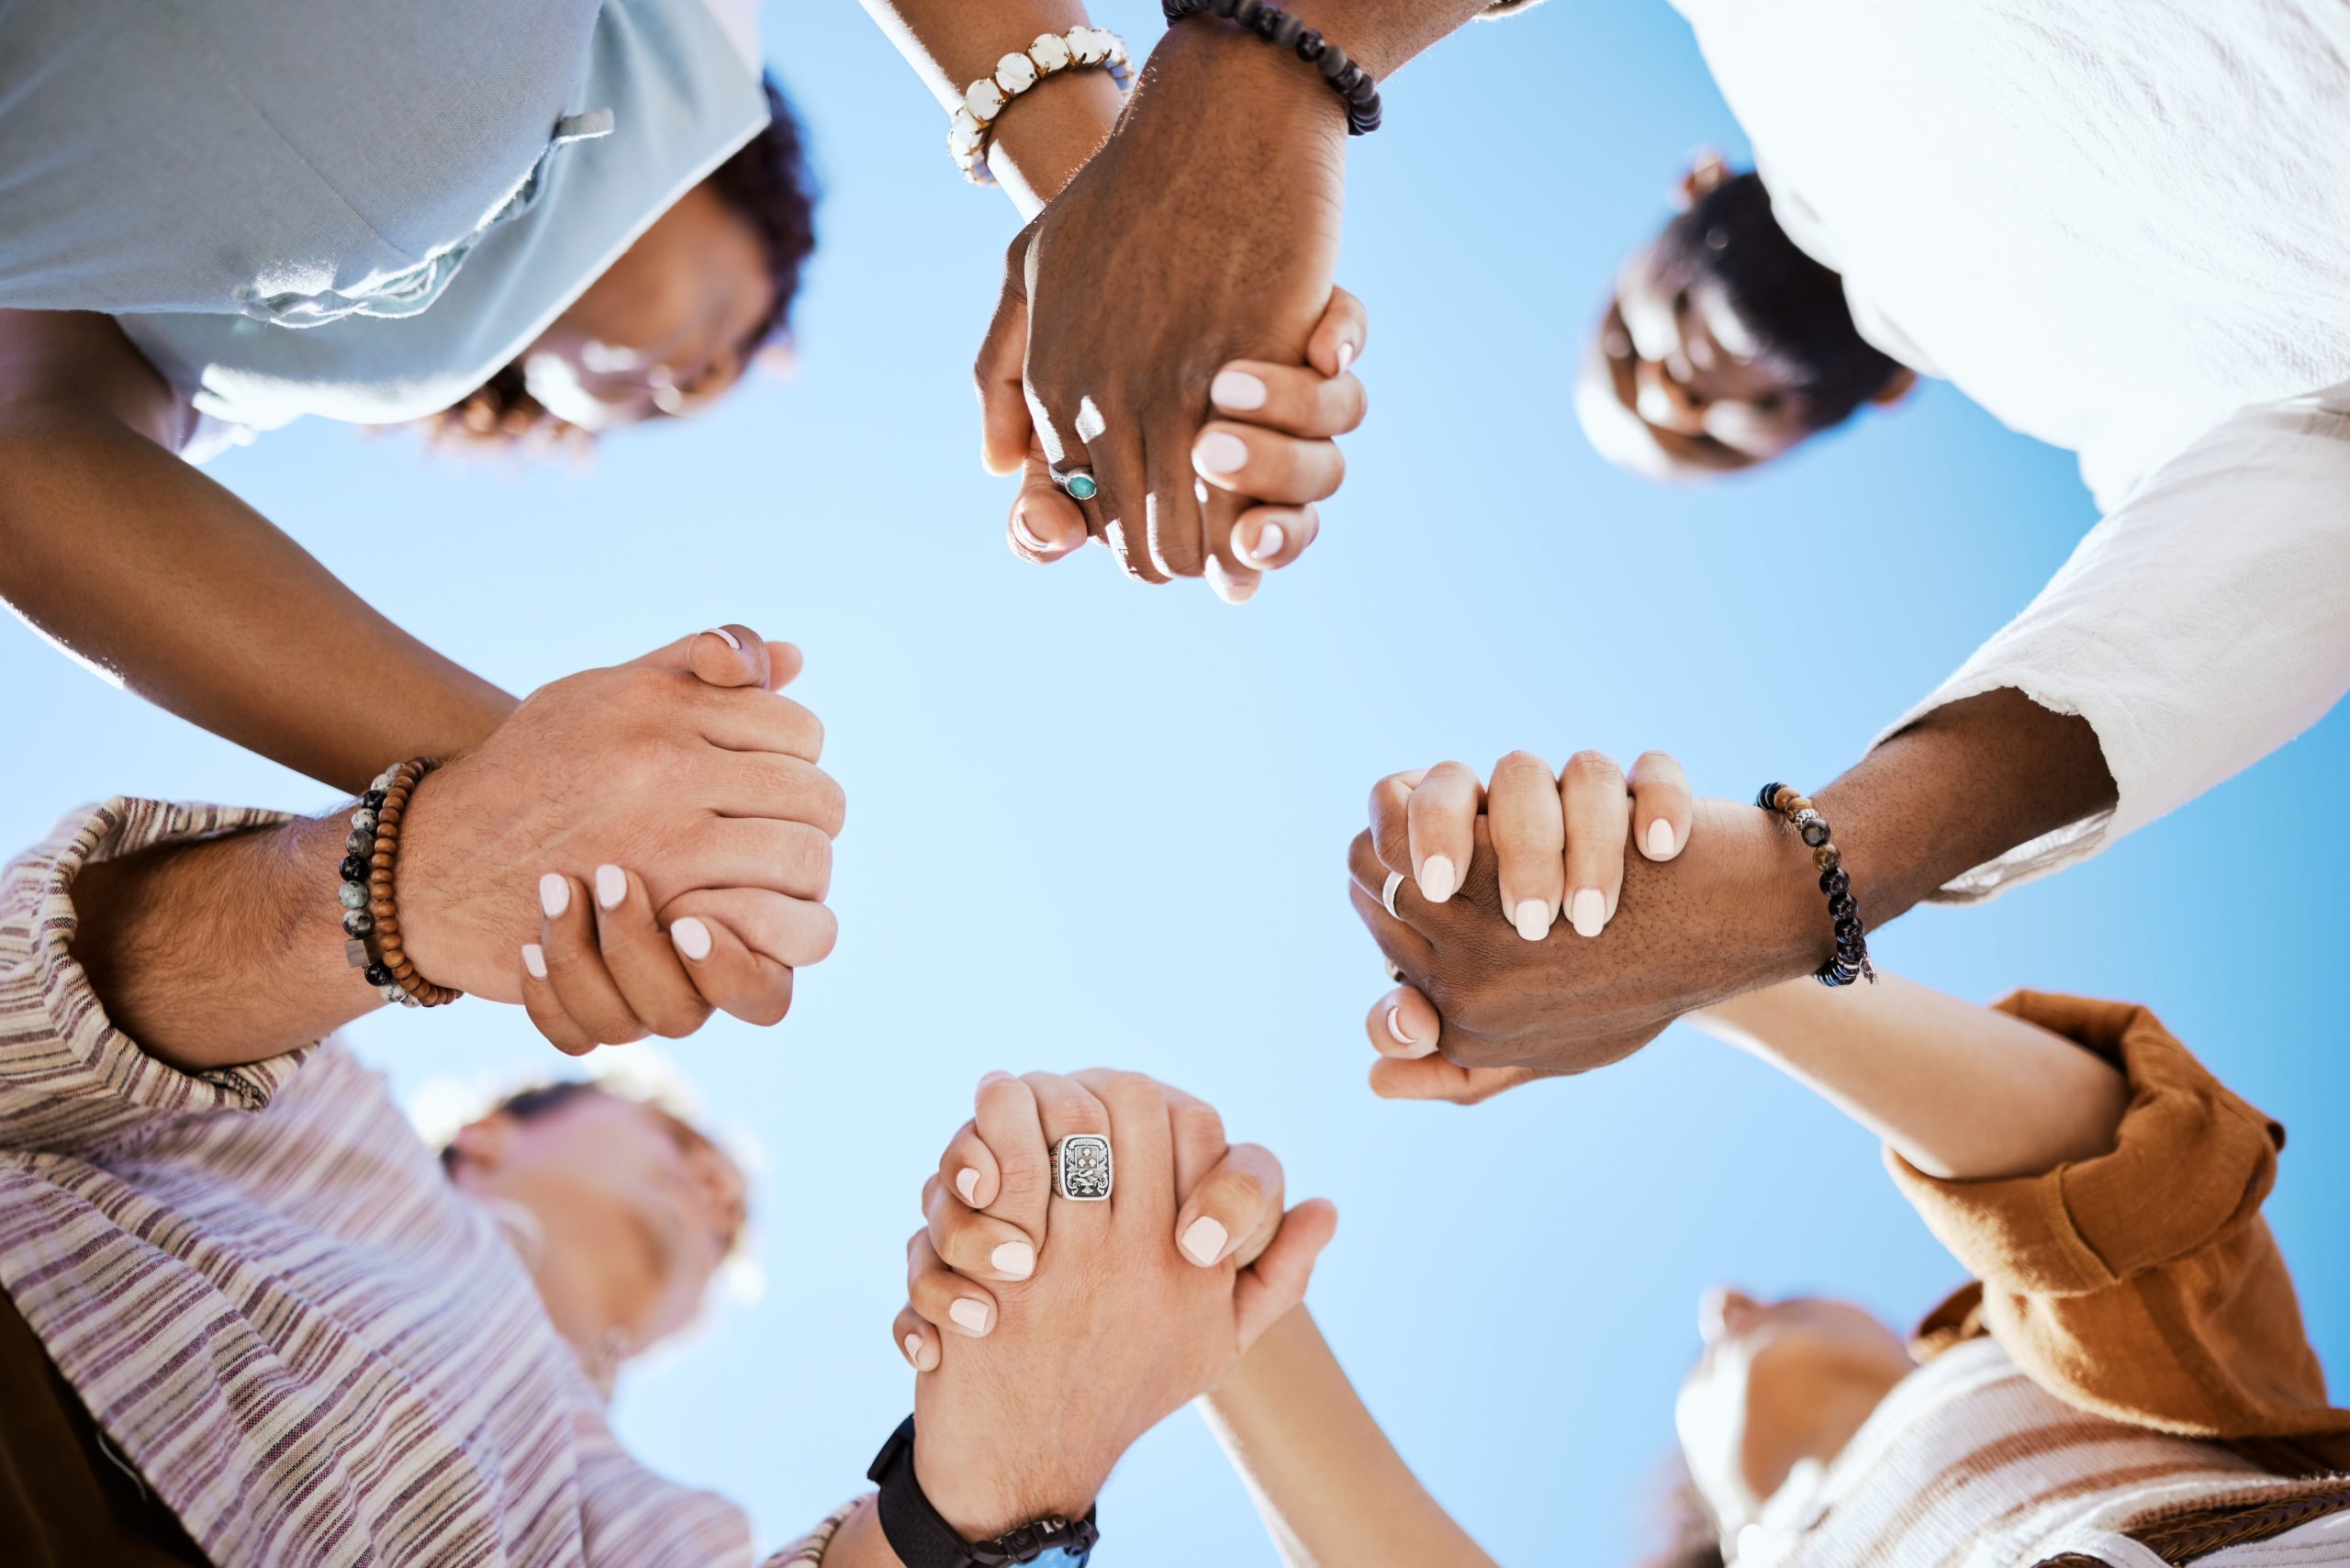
[338,758,461,1009]
[1756,782,1874,988]
[1162,0,1384,135]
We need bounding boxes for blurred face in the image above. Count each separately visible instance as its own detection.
[1674,1287,1916,1546]
[451,1093,746,1361]
[520,181,775,433]
[1573,247,1824,481]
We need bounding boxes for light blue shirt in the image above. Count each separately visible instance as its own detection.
[0,0,766,450]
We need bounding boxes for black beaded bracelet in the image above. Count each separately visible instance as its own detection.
[1162,0,1383,135]
[1755,782,1875,988]
[336,773,415,1007]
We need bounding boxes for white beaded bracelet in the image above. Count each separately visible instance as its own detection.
[948,26,1133,185]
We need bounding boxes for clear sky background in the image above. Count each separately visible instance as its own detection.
[6,1,2345,1562]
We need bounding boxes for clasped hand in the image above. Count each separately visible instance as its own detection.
[890,1070,1336,1539]
[392,623,845,1051]
[1347,748,1820,1102]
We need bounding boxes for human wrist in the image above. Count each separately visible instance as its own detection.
[1143,14,1350,148]
[1692,795,1829,990]
[985,66,1125,210]
[911,1419,1102,1544]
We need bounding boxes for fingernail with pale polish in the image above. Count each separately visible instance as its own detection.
[1195,431,1249,475]
[1210,369,1269,410]
[990,1241,1035,1278]
[1181,1215,1229,1266]
[1419,855,1458,903]
[521,943,547,980]
[1571,888,1606,937]
[955,1168,980,1204]
[1337,341,1357,375]
[539,874,569,919]
[902,1332,924,1367]
[702,626,741,650]
[1237,520,1286,566]
[949,1298,990,1335]
[1012,507,1049,554]
[1514,899,1551,942]
[1386,1005,1436,1058]
[670,916,712,961]
[1647,818,1677,857]
[595,865,627,910]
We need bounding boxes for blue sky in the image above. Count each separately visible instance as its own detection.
[6,0,2345,1561]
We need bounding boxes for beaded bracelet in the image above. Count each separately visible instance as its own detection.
[949,27,1132,185]
[1755,782,1875,988]
[1162,0,1382,135]
[337,759,461,1009]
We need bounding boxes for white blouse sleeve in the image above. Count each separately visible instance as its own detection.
[1873,393,2350,902]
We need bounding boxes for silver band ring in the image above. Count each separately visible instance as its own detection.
[1381,869,1405,920]
[1048,465,1099,502]
[1050,1134,1113,1202]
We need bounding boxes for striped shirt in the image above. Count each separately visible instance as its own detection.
[1739,1337,2350,1567]
[0,799,854,1566]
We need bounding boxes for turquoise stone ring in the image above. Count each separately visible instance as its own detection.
[1050,465,1098,501]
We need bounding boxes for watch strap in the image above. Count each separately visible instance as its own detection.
[867,1415,1099,1568]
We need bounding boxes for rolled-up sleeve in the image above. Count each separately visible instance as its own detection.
[1874,396,2350,903]
[1890,991,2350,1464]
[0,799,308,1158]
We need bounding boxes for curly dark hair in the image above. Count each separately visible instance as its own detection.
[426,72,818,451]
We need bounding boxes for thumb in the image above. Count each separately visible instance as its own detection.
[1233,1198,1337,1353]
[975,241,1035,477]
[625,625,790,690]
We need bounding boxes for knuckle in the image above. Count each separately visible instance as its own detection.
[1495,749,1550,779]
[1566,748,1626,789]
[1171,1099,1225,1148]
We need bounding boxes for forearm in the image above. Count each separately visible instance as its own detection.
[1202,1309,1498,1568]
[858,0,1126,211]
[1814,688,2115,931]
[0,318,514,792]
[803,1499,901,1568]
[1693,973,2129,1181]
[71,812,385,1070]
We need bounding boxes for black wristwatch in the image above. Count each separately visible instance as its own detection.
[867,1416,1100,1568]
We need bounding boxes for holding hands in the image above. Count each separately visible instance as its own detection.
[392,623,845,1051]
[893,1070,1336,1540]
[1349,747,1824,1100]
[979,17,1361,601]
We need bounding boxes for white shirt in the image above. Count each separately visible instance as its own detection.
[1670,0,2350,896]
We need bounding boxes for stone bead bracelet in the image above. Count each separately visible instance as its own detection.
[1756,782,1874,987]
[948,26,1132,185]
[339,758,461,1009]
[1162,0,1383,135]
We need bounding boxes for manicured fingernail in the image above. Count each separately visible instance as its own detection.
[1210,369,1269,410]
[990,1241,1034,1279]
[1012,506,1049,554]
[956,1167,980,1204]
[670,916,712,961]
[1237,520,1286,566]
[1571,888,1606,938]
[702,626,741,650]
[1181,1215,1229,1266]
[903,1332,924,1367]
[1514,899,1550,942]
[595,864,627,910]
[521,943,547,980]
[949,1298,990,1335]
[1195,431,1249,475]
[1204,554,1256,604]
[978,1070,1013,1087]
[539,873,569,918]
[1647,818,1676,857]
[1337,341,1357,375]
[1419,855,1457,903]
[1386,1004,1436,1058]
